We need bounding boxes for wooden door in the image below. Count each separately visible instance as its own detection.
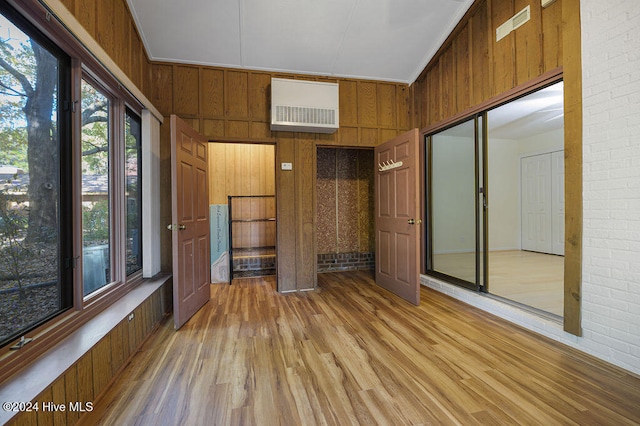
[375,129,421,305]
[170,115,210,329]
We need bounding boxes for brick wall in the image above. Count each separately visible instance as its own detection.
[232,255,276,278]
[581,0,640,373]
[317,252,375,273]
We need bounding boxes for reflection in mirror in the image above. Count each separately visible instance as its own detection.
[486,81,564,316]
[431,119,476,285]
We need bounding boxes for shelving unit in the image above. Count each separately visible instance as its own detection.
[228,195,276,281]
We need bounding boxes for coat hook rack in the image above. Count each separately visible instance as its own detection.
[378,159,403,172]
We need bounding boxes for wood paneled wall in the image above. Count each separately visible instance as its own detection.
[561,0,583,336]
[276,133,317,291]
[57,0,153,100]
[150,65,411,146]
[8,282,171,426]
[208,143,275,258]
[208,143,275,205]
[412,0,562,128]
[151,64,411,291]
[410,0,582,336]
[58,0,409,292]
[229,196,276,249]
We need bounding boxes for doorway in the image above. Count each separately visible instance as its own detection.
[208,143,276,283]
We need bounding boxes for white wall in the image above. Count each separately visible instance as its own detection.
[431,134,476,253]
[423,1,640,376]
[142,110,162,277]
[518,128,564,156]
[487,138,520,250]
[581,0,640,374]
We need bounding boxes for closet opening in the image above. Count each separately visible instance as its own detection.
[316,147,375,274]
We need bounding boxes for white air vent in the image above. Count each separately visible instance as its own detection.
[271,78,339,133]
[496,5,531,42]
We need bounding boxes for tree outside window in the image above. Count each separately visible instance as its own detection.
[0,9,66,345]
[81,79,110,296]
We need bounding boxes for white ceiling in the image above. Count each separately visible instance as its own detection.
[488,81,564,139]
[438,82,564,139]
[127,0,474,84]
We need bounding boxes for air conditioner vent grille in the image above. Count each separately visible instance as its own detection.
[275,105,337,127]
[512,7,530,29]
[270,78,339,133]
[496,5,531,41]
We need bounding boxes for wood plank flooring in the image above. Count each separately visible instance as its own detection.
[434,250,564,316]
[81,272,640,425]
[488,250,564,316]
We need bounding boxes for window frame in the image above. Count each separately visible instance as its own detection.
[75,69,144,308]
[0,0,147,380]
[0,0,73,348]
[79,73,116,299]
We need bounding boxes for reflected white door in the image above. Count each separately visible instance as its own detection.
[521,153,552,253]
[521,151,564,255]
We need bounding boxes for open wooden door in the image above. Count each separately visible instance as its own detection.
[170,115,210,329]
[375,129,421,305]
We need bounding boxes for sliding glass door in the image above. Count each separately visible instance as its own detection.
[485,82,565,316]
[424,81,564,317]
[426,117,484,291]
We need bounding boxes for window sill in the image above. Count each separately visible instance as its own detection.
[0,273,171,425]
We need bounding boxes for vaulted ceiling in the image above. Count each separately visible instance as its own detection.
[126,0,564,137]
[126,0,474,84]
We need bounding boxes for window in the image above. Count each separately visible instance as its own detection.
[0,4,72,347]
[125,109,142,275]
[81,79,111,296]
[0,1,146,353]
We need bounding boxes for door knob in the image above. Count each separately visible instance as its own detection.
[167,224,187,231]
[407,219,422,225]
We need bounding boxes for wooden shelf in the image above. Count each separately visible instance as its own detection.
[230,218,275,223]
[228,195,276,281]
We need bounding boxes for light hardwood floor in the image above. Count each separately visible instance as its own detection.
[81,272,640,425]
[434,250,564,316]
[488,250,564,316]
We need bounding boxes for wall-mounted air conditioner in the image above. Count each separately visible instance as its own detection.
[270,78,339,134]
